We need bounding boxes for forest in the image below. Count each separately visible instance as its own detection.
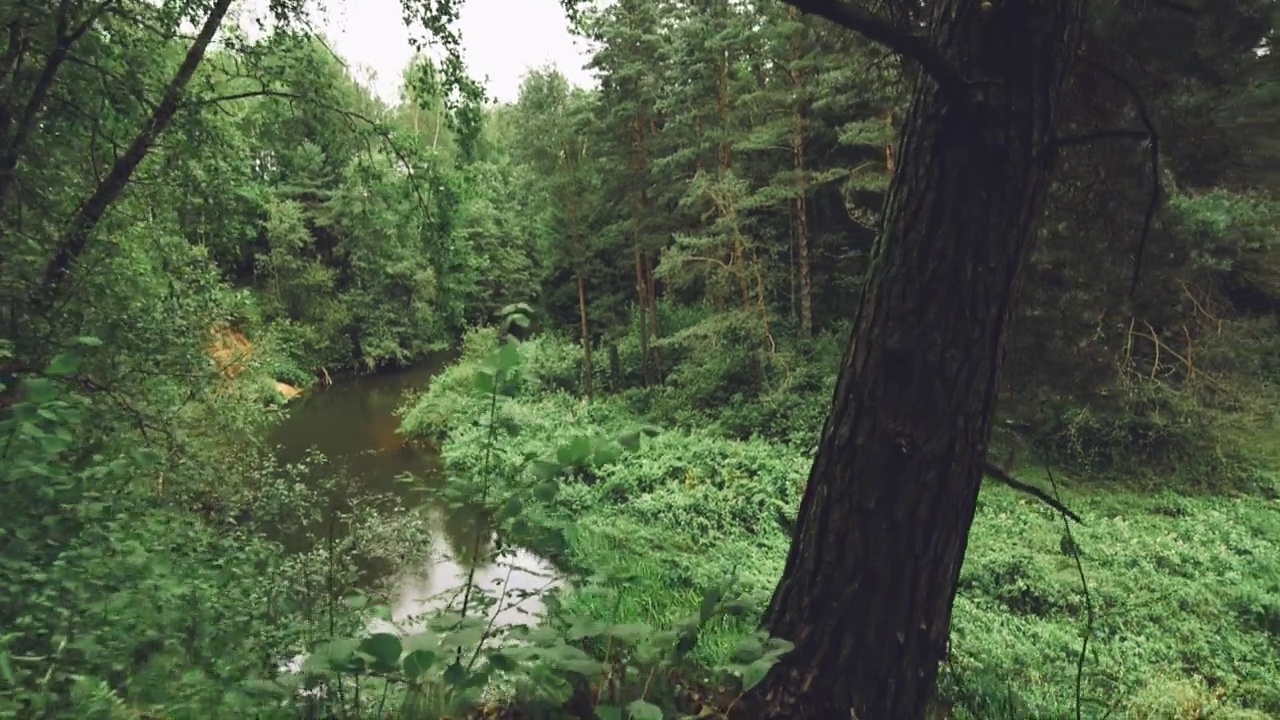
[0,0,1277,718]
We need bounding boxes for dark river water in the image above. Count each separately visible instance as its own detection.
[267,355,558,632]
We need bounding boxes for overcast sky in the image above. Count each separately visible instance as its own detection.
[315,0,597,105]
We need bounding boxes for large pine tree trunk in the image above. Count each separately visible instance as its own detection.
[756,2,1087,718]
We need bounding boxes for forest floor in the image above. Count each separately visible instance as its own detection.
[399,336,1280,720]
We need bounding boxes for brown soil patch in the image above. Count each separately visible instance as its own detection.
[209,325,253,380]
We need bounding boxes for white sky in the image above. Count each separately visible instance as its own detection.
[316,0,597,104]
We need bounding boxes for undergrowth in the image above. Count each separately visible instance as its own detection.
[8,314,1276,719]
[388,323,1280,719]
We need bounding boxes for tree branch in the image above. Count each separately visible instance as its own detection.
[779,0,971,108]
[0,0,117,219]
[983,461,1084,524]
[36,0,235,309]
[1083,60,1162,297]
[184,88,435,217]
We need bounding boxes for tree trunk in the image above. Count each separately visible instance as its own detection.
[790,137,812,338]
[576,267,593,400]
[630,109,659,385]
[645,250,661,379]
[0,0,118,282]
[633,243,652,386]
[788,7,813,338]
[607,342,621,391]
[567,153,593,400]
[36,0,235,309]
[756,2,1087,718]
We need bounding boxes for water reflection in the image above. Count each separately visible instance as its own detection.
[375,507,560,633]
[267,356,561,634]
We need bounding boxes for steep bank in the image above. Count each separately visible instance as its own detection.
[209,325,302,400]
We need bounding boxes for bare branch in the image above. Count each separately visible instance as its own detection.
[780,0,971,108]
[983,461,1084,524]
[1084,60,1162,297]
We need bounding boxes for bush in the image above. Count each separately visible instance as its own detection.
[397,331,1280,718]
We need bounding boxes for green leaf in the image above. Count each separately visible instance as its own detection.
[626,699,663,720]
[530,459,563,480]
[503,495,524,518]
[557,435,593,465]
[442,624,485,649]
[699,587,725,624]
[403,631,439,653]
[240,679,289,699]
[132,448,163,467]
[442,659,468,687]
[74,336,103,347]
[358,633,403,669]
[595,704,623,720]
[343,594,368,610]
[486,650,518,672]
[604,623,652,644]
[531,480,559,502]
[739,659,773,691]
[721,599,759,617]
[593,442,623,464]
[732,637,764,664]
[540,638,599,671]
[510,517,533,538]
[300,645,333,677]
[0,652,13,686]
[324,637,362,672]
[617,431,641,451]
[474,368,496,393]
[496,342,521,372]
[674,629,698,659]
[540,527,568,556]
[46,352,78,377]
[402,649,437,679]
[498,302,534,317]
[565,617,608,640]
[24,377,57,403]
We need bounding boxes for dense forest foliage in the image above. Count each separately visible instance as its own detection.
[0,0,1276,718]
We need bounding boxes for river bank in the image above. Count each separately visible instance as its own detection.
[267,353,562,635]
[396,331,1280,719]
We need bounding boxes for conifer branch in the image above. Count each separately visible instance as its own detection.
[780,0,971,108]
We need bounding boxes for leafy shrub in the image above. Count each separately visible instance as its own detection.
[397,329,1280,719]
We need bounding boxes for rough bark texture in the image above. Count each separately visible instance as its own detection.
[787,7,813,337]
[758,1,1087,718]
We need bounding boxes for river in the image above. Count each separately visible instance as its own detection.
[267,355,559,632]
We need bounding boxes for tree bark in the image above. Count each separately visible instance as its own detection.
[756,1,1087,718]
[630,109,658,385]
[633,243,652,386]
[787,7,813,338]
[576,268,593,399]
